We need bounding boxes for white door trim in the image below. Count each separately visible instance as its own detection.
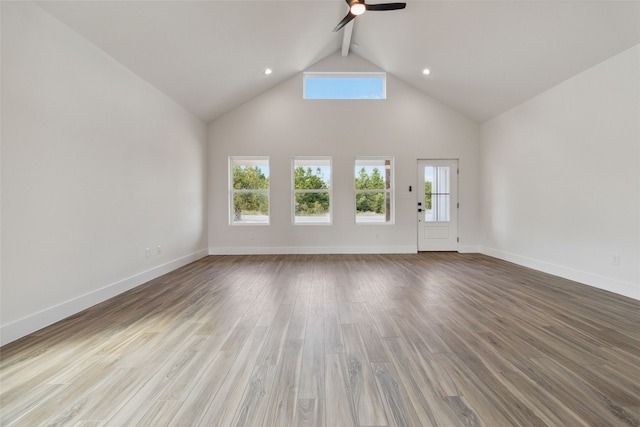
[417,159,459,251]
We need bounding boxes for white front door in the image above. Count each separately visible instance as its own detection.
[417,159,458,251]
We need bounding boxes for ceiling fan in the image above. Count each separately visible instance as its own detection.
[333,0,407,32]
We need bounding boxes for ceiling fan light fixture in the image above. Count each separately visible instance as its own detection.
[422,68,431,75]
[350,2,366,15]
[333,0,405,32]
[264,68,273,75]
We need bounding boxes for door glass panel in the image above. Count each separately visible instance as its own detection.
[424,166,450,222]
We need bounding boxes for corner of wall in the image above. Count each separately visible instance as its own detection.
[0,250,209,346]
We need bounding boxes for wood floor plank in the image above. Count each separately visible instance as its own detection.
[416,352,463,398]
[103,335,208,426]
[157,315,242,402]
[287,298,310,340]
[296,398,325,427]
[133,400,183,427]
[441,396,483,427]
[341,324,387,426]
[595,345,640,380]
[167,349,238,425]
[371,361,423,427]
[625,406,640,421]
[395,313,451,355]
[198,326,270,427]
[496,368,588,426]
[587,363,640,399]
[69,364,159,423]
[230,364,277,427]
[427,332,538,426]
[298,315,325,400]
[256,303,294,366]
[308,263,326,317]
[219,294,267,353]
[31,366,139,426]
[352,302,389,363]
[337,301,356,325]
[526,356,639,426]
[324,300,344,354]
[261,339,304,427]
[6,361,124,426]
[0,383,65,426]
[383,336,462,427]
[255,287,286,327]
[325,353,357,427]
[1,253,638,427]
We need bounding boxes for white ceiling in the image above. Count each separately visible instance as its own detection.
[35,1,640,123]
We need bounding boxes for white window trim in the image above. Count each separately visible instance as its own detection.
[354,156,395,225]
[229,156,270,226]
[292,156,333,225]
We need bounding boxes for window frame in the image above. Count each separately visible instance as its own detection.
[292,156,333,225]
[228,156,270,226]
[303,72,387,100]
[354,156,395,225]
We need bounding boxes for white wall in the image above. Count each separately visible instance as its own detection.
[208,53,481,254]
[480,45,640,300]
[0,2,209,345]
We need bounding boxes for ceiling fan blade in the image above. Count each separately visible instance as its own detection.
[365,2,406,11]
[333,12,356,32]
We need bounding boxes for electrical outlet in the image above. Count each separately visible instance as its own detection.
[611,254,620,265]
[157,245,162,255]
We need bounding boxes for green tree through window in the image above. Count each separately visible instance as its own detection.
[293,157,331,224]
[294,166,330,215]
[355,158,393,223]
[424,180,432,210]
[355,167,386,214]
[230,157,269,224]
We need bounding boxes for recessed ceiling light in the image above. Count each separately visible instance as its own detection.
[422,68,431,75]
[264,68,273,75]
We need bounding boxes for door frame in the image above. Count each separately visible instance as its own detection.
[417,158,459,252]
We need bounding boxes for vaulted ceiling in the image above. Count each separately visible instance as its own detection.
[35,1,640,123]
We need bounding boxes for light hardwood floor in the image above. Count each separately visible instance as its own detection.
[1,253,639,426]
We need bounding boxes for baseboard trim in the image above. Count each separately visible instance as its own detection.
[481,247,639,300]
[209,245,418,255]
[209,245,482,255]
[458,245,481,254]
[0,249,209,346]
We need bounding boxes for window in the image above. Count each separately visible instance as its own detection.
[303,72,386,99]
[355,157,393,224]
[229,157,269,225]
[292,157,332,224]
[424,166,450,222]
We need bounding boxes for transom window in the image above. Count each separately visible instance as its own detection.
[229,157,269,225]
[355,157,394,224]
[303,72,386,100]
[292,157,332,224]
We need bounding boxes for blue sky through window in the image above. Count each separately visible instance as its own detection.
[304,74,385,99]
[232,158,269,178]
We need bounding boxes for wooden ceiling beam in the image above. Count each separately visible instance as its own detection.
[341,20,354,56]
